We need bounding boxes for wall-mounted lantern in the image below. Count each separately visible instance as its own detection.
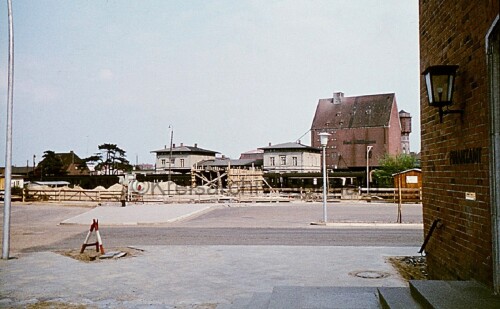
[422,65,463,122]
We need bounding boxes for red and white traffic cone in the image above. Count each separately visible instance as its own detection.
[80,219,105,254]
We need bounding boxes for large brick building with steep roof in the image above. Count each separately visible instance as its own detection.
[310,92,409,171]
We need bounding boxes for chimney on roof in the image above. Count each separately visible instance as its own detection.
[194,143,198,148]
[180,143,184,147]
[172,143,176,148]
[332,92,344,104]
[269,142,272,146]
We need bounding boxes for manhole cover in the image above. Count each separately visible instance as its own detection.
[350,270,390,279]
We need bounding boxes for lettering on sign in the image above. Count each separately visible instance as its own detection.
[449,147,482,165]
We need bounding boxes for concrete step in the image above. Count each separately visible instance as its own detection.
[267,286,380,309]
[377,287,423,309]
[410,280,500,309]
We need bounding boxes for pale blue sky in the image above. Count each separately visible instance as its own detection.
[0,0,420,166]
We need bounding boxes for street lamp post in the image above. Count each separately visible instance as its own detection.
[366,145,373,197]
[319,132,330,223]
[2,0,14,260]
[168,125,173,195]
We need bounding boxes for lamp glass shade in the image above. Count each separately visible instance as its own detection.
[319,132,330,147]
[423,65,458,107]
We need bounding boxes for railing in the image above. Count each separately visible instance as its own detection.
[23,186,422,203]
[362,187,422,203]
[419,218,442,254]
[26,189,122,202]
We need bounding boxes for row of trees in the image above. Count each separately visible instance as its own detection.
[35,143,132,177]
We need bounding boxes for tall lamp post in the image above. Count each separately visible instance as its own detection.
[2,0,14,260]
[366,145,373,197]
[319,132,330,223]
[168,125,173,195]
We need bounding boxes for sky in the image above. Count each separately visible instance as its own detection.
[0,0,420,167]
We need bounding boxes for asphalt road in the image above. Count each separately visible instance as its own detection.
[25,226,423,252]
[1,202,424,254]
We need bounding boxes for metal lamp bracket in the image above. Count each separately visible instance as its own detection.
[439,106,464,123]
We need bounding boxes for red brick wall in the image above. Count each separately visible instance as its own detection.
[420,0,499,287]
[330,127,386,168]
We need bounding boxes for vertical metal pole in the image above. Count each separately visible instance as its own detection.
[366,146,372,196]
[2,0,14,260]
[322,145,327,222]
[366,149,369,195]
[168,125,173,195]
[398,174,402,223]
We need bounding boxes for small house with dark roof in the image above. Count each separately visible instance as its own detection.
[151,143,218,173]
[55,151,90,175]
[259,142,321,173]
[239,149,264,161]
[311,92,409,170]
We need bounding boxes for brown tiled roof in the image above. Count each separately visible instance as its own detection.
[56,151,85,167]
[311,93,396,130]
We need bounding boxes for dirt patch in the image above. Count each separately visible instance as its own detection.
[55,246,144,263]
[24,302,216,309]
[25,302,94,309]
[388,256,428,281]
[174,305,218,309]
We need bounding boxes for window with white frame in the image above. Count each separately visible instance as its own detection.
[280,155,286,165]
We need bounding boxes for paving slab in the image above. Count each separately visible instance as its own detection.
[267,286,380,309]
[60,204,217,225]
[0,245,418,308]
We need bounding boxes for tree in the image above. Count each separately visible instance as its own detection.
[37,150,67,178]
[84,143,132,175]
[372,153,417,188]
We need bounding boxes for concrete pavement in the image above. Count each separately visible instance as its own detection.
[60,203,217,225]
[0,245,420,308]
[0,202,424,308]
[60,201,423,228]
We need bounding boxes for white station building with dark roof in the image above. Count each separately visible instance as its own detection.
[151,143,218,174]
[259,142,321,173]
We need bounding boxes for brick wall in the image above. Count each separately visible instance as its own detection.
[420,0,499,287]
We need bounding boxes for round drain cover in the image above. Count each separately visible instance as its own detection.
[350,270,390,279]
